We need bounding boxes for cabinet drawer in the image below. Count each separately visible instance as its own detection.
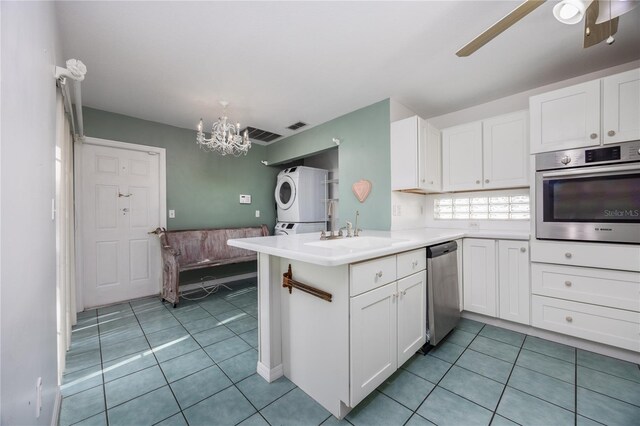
[530,241,640,272]
[397,248,426,279]
[532,295,640,352]
[532,263,640,312]
[350,255,397,297]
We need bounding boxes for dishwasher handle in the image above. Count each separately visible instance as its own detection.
[427,241,457,258]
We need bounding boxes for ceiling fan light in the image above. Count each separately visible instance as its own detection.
[553,0,589,24]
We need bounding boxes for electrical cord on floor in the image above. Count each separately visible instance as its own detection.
[179,276,233,301]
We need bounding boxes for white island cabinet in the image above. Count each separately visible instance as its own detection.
[227,229,465,419]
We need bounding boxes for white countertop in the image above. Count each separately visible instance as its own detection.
[228,228,529,267]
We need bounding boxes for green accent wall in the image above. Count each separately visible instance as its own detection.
[83,107,280,231]
[266,99,391,230]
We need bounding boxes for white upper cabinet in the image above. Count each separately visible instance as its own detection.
[602,68,640,145]
[391,116,441,193]
[483,111,529,189]
[530,80,601,153]
[442,121,483,191]
[530,68,640,153]
[442,111,529,192]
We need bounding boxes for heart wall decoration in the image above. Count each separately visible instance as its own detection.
[352,179,372,203]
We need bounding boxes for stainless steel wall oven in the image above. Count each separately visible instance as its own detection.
[535,140,640,244]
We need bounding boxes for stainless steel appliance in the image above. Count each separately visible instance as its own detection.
[426,241,460,346]
[535,140,640,244]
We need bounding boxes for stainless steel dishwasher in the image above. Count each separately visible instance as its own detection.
[426,241,460,346]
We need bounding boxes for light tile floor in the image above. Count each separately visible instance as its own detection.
[60,279,640,426]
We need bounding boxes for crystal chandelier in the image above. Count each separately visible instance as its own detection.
[196,101,251,156]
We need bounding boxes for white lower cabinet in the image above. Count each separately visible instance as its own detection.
[498,240,530,325]
[463,239,497,316]
[531,261,640,351]
[350,253,426,407]
[532,295,640,352]
[463,238,530,324]
[397,271,427,365]
[350,282,398,405]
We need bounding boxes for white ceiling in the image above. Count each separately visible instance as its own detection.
[55,1,640,142]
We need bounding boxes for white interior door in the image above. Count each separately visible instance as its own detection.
[80,141,164,308]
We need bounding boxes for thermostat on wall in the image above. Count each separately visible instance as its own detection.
[239,194,252,204]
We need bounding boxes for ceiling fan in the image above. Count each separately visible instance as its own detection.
[456,0,639,57]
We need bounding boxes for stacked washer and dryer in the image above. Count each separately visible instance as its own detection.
[274,166,328,235]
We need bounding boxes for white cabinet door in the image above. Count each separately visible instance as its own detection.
[603,68,640,145]
[423,121,442,192]
[530,80,601,153]
[350,282,397,406]
[463,239,497,316]
[456,239,463,312]
[391,116,441,193]
[483,111,529,189]
[442,121,483,191]
[498,240,530,325]
[397,271,426,366]
[391,116,419,191]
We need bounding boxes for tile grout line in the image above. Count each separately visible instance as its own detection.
[129,301,184,424]
[166,295,263,425]
[487,328,526,426]
[406,324,489,425]
[574,346,578,426]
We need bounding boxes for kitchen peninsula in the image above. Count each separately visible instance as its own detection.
[228,228,529,418]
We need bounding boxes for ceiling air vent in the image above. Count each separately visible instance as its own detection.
[287,121,307,131]
[241,127,282,143]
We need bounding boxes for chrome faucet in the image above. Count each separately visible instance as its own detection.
[320,200,343,240]
[354,210,362,237]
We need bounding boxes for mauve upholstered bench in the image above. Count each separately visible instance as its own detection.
[154,225,269,307]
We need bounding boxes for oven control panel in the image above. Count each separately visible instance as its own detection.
[536,140,640,171]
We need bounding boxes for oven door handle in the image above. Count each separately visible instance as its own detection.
[541,163,640,179]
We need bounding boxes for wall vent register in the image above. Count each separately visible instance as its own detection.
[434,195,530,220]
[241,126,282,143]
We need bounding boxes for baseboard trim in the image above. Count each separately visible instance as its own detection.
[462,312,640,364]
[256,361,283,383]
[51,387,61,426]
[180,273,257,294]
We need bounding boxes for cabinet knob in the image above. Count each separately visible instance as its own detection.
[402,290,407,296]
[375,271,383,279]
[485,179,490,183]
[565,280,572,287]
[429,181,434,185]
[520,247,526,253]
[412,260,418,268]
[607,130,616,137]
[565,252,572,259]
[421,179,425,183]
[392,293,396,301]
[590,133,598,140]
[476,180,480,184]
[565,316,573,323]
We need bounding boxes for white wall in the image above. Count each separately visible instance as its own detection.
[1,2,62,424]
[427,60,640,129]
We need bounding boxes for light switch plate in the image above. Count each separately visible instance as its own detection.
[255,210,260,218]
[168,209,175,218]
[240,194,252,204]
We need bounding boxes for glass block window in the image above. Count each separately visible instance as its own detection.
[434,195,530,220]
